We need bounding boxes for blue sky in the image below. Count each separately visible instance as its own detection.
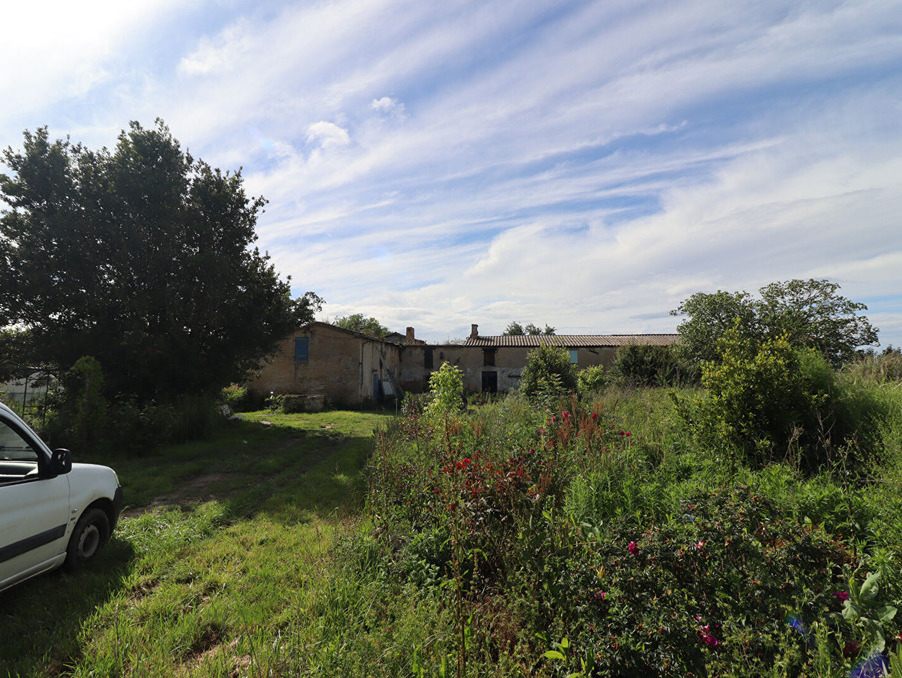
[3,0,901,346]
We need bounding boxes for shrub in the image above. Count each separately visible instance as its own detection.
[519,345,577,403]
[220,384,251,412]
[425,362,465,421]
[577,365,607,397]
[844,347,902,383]
[108,396,177,452]
[611,344,691,387]
[538,486,860,677]
[55,356,108,452]
[678,325,888,472]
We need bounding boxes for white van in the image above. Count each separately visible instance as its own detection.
[0,401,122,593]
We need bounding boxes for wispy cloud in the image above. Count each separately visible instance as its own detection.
[1,0,900,345]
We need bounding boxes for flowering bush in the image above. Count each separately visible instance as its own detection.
[363,387,902,678]
[533,486,861,676]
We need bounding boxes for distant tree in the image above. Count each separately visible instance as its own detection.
[333,314,389,338]
[0,120,307,400]
[670,290,759,366]
[294,292,325,325]
[672,279,878,368]
[504,321,525,336]
[504,322,556,336]
[756,279,878,366]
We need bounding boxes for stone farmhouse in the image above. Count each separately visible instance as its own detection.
[245,322,678,407]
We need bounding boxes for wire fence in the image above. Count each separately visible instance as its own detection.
[0,368,55,428]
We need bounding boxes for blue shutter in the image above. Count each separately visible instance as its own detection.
[294,337,309,362]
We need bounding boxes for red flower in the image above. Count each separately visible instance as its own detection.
[835,591,850,603]
[628,541,638,555]
[700,626,719,648]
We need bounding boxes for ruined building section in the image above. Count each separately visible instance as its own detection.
[247,321,679,404]
[246,322,401,407]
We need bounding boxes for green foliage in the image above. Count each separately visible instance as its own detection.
[365,387,902,677]
[677,324,887,472]
[672,278,878,368]
[0,327,36,381]
[57,356,108,452]
[757,278,878,366]
[333,313,389,338]
[833,565,899,654]
[611,343,691,387]
[845,346,902,383]
[293,290,325,325]
[425,362,465,420]
[0,121,307,401]
[577,364,607,397]
[550,486,857,677]
[504,321,556,335]
[220,384,250,412]
[671,289,759,366]
[520,345,578,402]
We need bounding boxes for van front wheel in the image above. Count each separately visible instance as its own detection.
[64,508,109,572]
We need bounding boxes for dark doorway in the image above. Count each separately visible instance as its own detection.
[481,371,498,393]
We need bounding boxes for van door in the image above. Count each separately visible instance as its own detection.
[0,417,70,589]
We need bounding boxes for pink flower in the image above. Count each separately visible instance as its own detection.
[628,541,638,555]
[696,541,705,550]
[835,591,850,603]
[701,632,719,647]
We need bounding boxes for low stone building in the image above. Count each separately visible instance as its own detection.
[250,322,679,404]
[400,324,678,393]
[246,322,402,407]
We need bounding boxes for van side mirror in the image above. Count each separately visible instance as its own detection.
[48,448,72,477]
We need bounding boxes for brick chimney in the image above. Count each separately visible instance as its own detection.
[470,324,479,339]
[405,327,416,344]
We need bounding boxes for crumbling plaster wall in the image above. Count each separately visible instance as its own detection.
[247,324,400,404]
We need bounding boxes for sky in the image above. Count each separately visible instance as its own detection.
[2,0,901,346]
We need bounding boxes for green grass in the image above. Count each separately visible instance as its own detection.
[5,383,902,677]
[0,410,392,678]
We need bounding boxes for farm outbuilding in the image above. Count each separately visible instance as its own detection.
[246,322,402,407]
[248,322,679,404]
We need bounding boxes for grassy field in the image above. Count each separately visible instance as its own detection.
[0,410,392,678]
[4,378,902,677]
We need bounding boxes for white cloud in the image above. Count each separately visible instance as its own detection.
[2,0,900,346]
[306,121,351,149]
[370,96,406,119]
[0,0,183,130]
[178,20,253,76]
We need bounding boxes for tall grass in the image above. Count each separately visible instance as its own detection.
[357,380,902,677]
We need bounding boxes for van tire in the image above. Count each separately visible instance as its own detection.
[64,508,109,572]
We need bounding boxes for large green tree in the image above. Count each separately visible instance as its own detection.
[672,279,878,367]
[0,120,314,400]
